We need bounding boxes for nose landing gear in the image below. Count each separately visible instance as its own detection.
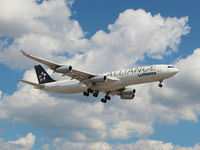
[158,80,163,88]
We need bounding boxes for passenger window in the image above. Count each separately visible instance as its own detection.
[168,66,174,68]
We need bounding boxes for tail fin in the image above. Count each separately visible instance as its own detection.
[34,65,55,84]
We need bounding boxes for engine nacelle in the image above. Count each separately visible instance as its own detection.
[90,76,107,83]
[55,65,72,74]
[120,88,136,100]
[120,94,134,99]
[121,88,136,95]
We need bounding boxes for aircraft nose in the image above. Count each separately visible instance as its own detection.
[172,68,179,75]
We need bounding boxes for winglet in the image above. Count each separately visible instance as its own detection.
[21,50,26,56]
[20,50,61,70]
[21,50,31,57]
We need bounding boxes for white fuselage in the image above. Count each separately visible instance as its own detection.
[42,65,178,94]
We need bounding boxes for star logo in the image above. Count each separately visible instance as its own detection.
[39,72,47,82]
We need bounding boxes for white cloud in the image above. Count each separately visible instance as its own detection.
[70,9,189,72]
[114,140,174,150]
[55,141,112,150]
[0,3,189,72]
[0,0,75,37]
[113,140,200,150]
[0,90,2,99]
[2,134,199,150]
[0,133,35,150]
[1,48,200,143]
[109,120,153,139]
[0,0,199,148]
[148,48,200,124]
[0,0,49,37]
[70,132,87,142]
[0,0,87,69]
[41,144,50,150]
[49,139,200,150]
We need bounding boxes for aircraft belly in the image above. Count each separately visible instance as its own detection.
[44,82,87,94]
[123,73,161,85]
[94,80,126,92]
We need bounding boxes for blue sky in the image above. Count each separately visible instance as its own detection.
[0,0,200,149]
[71,0,199,59]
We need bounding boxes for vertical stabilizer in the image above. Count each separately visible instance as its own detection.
[34,65,55,84]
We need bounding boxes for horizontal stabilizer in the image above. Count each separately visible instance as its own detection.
[18,80,44,89]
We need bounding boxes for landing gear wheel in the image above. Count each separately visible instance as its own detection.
[87,88,94,93]
[105,95,111,100]
[83,91,89,96]
[133,89,136,94]
[101,98,107,103]
[93,92,99,97]
[158,83,163,88]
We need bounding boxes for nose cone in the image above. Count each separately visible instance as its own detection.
[171,68,179,75]
[174,68,179,73]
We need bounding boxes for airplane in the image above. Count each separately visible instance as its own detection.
[18,50,179,103]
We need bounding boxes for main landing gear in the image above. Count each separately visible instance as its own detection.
[101,94,111,103]
[158,80,163,88]
[83,88,111,103]
[83,91,89,96]
[93,91,99,97]
[83,88,93,96]
[83,88,99,98]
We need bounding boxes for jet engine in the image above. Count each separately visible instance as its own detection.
[90,76,107,83]
[55,65,72,73]
[120,88,136,100]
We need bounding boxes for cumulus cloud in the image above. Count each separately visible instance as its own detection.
[53,141,112,150]
[0,0,74,37]
[113,140,200,150]
[0,0,49,37]
[148,48,200,124]
[68,9,190,72]
[109,120,153,139]
[47,139,200,150]
[41,144,50,150]
[0,1,189,71]
[0,0,199,148]
[0,0,87,69]
[0,90,2,99]
[1,48,200,143]
[0,133,35,150]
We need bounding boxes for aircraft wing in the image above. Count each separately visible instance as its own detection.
[21,50,117,86]
[21,50,61,70]
[65,69,96,85]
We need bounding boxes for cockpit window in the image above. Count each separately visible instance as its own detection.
[168,66,174,68]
